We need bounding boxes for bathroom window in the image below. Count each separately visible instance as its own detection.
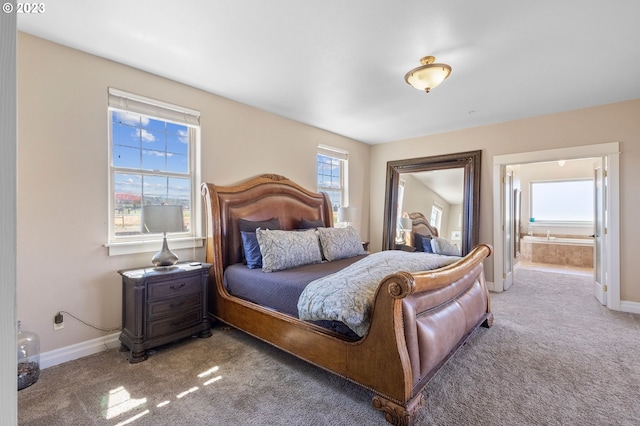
[530,179,594,222]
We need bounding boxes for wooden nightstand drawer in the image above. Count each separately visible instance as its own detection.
[147,274,201,300]
[147,292,202,320]
[147,308,202,339]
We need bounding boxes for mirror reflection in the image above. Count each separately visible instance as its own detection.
[397,168,464,247]
[382,151,481,256]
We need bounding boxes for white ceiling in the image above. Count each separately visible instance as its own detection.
[17,0,640,145]
[411,168,465,205]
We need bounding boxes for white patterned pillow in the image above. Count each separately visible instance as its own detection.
[430,237,461,256]
[255,229,322,272]
[317,226,365,261]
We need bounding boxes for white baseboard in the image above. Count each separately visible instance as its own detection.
[620,300,640,315]
[486,281,499,292]
[40,332,121,369]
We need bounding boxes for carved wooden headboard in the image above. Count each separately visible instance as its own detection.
[409,212,439,239]
[201,174,334,269]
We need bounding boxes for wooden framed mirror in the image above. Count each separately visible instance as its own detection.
[382,150,481,256]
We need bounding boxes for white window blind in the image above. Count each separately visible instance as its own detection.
[108,88,200,127]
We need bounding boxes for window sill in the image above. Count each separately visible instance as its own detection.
[529,221,594,227]
[105,237,205,256]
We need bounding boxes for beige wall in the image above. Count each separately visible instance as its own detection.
[16,33,370,352]
[370,99,640,302]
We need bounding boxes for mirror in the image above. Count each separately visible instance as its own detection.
[382,150,481,256]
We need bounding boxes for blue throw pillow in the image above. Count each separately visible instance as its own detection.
[241,231,263,269]
[238,217,280,267]
[299,218,326,229]
[416,234,434,253]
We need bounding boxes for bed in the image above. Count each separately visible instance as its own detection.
[201,174,493,425]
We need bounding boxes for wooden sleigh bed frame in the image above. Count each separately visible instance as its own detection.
[201,174,493,425]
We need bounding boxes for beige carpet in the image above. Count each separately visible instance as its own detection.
[18,267,640,425]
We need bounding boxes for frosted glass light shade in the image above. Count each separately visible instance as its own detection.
[405,56,452,93]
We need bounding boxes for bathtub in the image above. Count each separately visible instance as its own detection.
[520,236,594,267]
[522,235,594,246]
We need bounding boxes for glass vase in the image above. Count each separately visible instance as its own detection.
[17,321,40,390]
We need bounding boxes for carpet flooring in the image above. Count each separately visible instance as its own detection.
[18,266,640,425]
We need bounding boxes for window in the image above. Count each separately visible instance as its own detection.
[107,88,201,254]
[530,179,594,222]
[397,179,406,223]
[317,145,348,222]
[430,204,443,231]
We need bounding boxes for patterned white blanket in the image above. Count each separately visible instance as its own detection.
[297,251,460,337]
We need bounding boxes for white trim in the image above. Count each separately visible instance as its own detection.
[620,301,640,315]
[492,142,619,165]
[492,142,620,310]
[40,332,121,369]
[106,236,204,256]
[605,152,620,310]
[107,94,203,251]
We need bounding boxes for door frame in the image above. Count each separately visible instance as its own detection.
[491,142,620,311]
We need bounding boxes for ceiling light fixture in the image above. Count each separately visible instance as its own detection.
[404,55,452,93]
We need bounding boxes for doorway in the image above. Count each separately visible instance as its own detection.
[492,143,620,311]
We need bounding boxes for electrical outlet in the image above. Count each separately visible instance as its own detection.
[54,313,64,331]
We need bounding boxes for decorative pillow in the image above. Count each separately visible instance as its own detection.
[256,229,323,272]
[414,233,434,253]
[240,231,262,269]
[238,217,280,233]
[430,237,461,256]
[299,218,326,229]
[237,217,280,267]
[317,226,365,261]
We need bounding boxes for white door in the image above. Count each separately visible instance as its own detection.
[593,158,606,305]
[503,169,514,291]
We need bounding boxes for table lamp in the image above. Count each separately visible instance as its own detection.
[142,205,184,267]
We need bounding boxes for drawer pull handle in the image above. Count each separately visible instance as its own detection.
[171,318,188,326]
[170,283,186,291]
[170,301,186,309]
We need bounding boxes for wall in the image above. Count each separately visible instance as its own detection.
[16,33,370,353]
[370,99,640,303]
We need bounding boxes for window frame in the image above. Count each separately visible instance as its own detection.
[430,203,443,231]
[106,89,203,256]
[317,145,349,222]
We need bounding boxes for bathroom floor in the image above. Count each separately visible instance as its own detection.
[518,260,593,277]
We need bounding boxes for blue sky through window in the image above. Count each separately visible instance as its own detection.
[112,111,189,173]
[111,111,192,235]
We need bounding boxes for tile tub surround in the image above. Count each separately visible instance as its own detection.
[520,235,594,268]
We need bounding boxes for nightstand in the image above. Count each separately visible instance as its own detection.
[118,262,212,363]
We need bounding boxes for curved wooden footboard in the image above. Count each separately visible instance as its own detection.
[201,175,492,425]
